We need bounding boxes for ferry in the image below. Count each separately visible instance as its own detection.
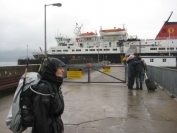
[32,12,177,64]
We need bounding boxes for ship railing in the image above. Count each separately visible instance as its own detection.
[155,36,177,40]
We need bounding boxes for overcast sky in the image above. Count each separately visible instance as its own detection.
[0,0,177,52]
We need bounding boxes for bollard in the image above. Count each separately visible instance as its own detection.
[87,63,91,83]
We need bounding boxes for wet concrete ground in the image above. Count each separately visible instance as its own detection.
[1,66,177,133]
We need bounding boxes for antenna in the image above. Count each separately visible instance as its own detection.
[74,23,83,37]
[166,11,173,22]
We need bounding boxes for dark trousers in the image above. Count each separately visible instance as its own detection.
[128,77,135,89]
[136,72,143,89]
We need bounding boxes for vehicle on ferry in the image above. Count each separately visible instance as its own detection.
[32,12,177,64]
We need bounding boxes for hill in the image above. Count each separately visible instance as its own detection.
[0,49,34,62]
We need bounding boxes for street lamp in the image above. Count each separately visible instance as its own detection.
[44,3,62,56]
[27,45,28,58]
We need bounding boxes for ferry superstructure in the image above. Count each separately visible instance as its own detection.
[32,12,177,63]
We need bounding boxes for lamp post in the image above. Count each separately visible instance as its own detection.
[27,45,28,58]
[168,32,170,56]
[44,3,62,56]
[97,45,99,63]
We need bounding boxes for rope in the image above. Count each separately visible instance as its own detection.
[29,86,51,96]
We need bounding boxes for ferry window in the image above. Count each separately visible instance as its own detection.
[104,49,110,51]
[63,50,68,52]
[99,49,102,51]
[159,48,165,50]
[66,39,70,43]
[87,38,91,40]
[57,50,62,52]
[76,49,81,51]
[163,59,166,62]
[116,42,118,47]
[52,50,55,52]
[69,44,73,46]
[62,44,67,46]
[150,48,157,50]
[85,49,88,51]
[150,59,154,62]
[113,49,117,51]
[167,48,174,50]
[109,42,111,47]
[89,49,95,51]
[72,49,75,52]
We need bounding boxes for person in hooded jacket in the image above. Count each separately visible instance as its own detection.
[127,55,142,89]
[135,56,145,90]
[32,57,65,133]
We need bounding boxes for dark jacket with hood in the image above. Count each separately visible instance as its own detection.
[127,57,142,78]
[32,58,65,133]
[135,56,145,73]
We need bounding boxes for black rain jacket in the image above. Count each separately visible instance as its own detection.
[32,58,65,133]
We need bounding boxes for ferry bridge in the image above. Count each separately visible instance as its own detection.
[0,64,177,133]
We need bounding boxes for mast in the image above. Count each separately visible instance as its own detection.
[165,11,173,23]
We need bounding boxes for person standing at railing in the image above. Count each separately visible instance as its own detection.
[135,57,146,90]
[126,54,142,89]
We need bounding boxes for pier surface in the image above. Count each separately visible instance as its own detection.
[1,67,177,133]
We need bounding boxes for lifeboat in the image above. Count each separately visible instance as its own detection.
[100,27,126,36]
[79,32,97,38]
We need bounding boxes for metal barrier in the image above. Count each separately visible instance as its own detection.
[64,64,126,83]
[0,63,126,97]
[146,65,177,98]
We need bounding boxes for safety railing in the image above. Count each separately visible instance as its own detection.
[146,65,177,98]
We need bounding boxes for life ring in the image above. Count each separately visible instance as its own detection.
[168,27,174,34]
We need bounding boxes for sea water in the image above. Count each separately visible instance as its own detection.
[0,62,17,66]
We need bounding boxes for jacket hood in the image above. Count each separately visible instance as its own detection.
[40,57,65,84]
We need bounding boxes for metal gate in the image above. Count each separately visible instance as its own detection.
[64,64,126,83]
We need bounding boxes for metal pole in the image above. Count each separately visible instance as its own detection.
[98,45,99,63]
[103,44,104,62]
[125,64,127,83]
[27,45,28,58]
[88,66,90,83]
[169,32,170,56]
[44,4,47,57]
[169,34,170,56]
[139,40,141,54]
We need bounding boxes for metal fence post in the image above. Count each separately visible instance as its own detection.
[125,65,127,83]
[88,66,90,83]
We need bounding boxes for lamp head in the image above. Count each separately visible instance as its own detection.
[52,3,62,7]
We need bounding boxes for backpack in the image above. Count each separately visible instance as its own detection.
[6,72,55,133]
